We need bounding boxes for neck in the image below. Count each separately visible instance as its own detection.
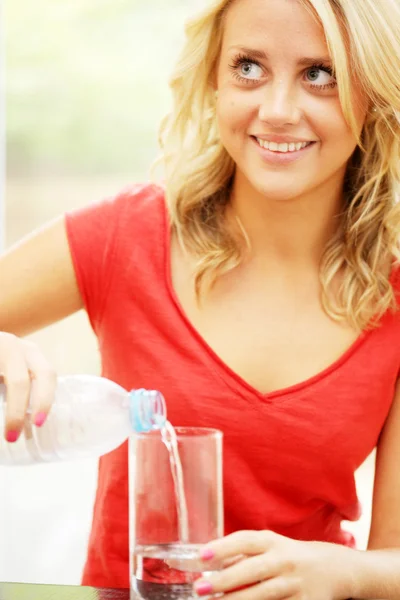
[228,173,345,270]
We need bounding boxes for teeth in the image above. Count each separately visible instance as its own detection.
[256,138,311,153]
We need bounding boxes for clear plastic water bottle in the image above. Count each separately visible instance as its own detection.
[0,374,167,465]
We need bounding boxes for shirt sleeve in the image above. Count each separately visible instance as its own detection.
[64,188,130,333]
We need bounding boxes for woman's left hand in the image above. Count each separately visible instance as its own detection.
[194,530,358,600]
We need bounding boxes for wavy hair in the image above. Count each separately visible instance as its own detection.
[158,0,400,331]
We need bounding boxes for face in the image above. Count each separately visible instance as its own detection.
[215,0,369,206]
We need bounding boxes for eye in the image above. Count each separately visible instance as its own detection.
[305,65,336,89]
[238,61,263,80]
[229,54,264,84]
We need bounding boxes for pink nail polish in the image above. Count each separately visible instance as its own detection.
[194,582,213,596]
[200,548,215,561]
[34,412,47,427]
[6,430,20,443]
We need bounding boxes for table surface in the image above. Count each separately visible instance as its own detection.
[0,583,129,600]
[0,582,362,600]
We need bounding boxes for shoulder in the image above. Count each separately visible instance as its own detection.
[112,183,167,246]
[65,182,166,242]
[64,182,167,328]
[114,183,165,220]
[106,182,166,222]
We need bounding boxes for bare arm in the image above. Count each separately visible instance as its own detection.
[0,217,83,336]
[368,380,400,551]
[0,217,84,437]
[342,380,400,599]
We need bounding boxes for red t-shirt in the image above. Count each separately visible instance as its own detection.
[65,183,400,589]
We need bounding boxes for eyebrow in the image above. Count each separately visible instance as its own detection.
[228,45,332,66]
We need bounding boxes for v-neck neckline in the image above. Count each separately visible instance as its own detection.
[162,198,381,402]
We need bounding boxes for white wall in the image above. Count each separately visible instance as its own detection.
[0,459,98,584]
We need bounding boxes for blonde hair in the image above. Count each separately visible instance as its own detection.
[158,0,400,331]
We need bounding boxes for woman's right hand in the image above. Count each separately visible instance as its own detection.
[0,333,57,442]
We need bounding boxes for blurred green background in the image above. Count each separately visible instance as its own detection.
[5,0,199,368]
[6,0,196,177]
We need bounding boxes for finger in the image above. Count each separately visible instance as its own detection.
[208,577,299,600]
[223,577,300,600]
[200,531,275,562]
[222,554,246,568]
[167,552,225,573]
[23,341,57,427]
[195,553,281,594]
[166,555,215,573]
[0,344,31,441]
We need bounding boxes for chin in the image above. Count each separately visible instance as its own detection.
[251,181,305,203]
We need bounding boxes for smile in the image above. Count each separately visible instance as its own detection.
[255,137,314,153]
[251,136,317,165]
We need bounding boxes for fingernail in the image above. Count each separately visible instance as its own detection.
[200,548,215,561]
[194,582,213,596]
[34,412,47,427]
[6,430,20,443]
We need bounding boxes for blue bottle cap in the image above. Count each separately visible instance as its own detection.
[129,388,167,433]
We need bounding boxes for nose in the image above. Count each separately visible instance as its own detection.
[258,80,302,127]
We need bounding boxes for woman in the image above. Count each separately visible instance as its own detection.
[2,0,400,597]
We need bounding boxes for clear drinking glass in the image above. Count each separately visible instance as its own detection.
[129,426,223,600]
